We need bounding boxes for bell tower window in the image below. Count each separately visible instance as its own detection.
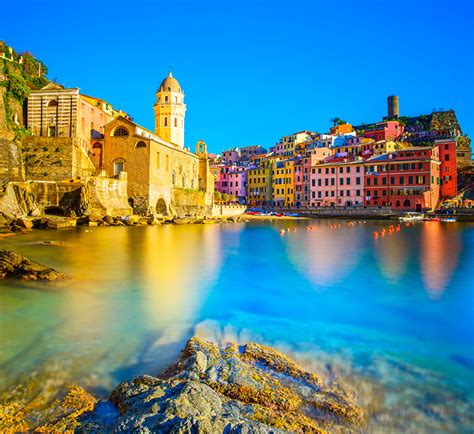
[164,117,168,127]
[174,118,178,127]
[165,96,169,103]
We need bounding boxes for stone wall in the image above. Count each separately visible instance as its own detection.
[85,173,132,216]
[211,204,247,217]
[171,187,212,216]
[0,177,132,217]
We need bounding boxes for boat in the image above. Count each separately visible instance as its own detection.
[399,212,425,222]
[440,217,457,223]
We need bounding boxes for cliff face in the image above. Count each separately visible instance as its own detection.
[0,44,50,182]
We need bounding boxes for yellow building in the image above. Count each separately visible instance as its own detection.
[247,161,273,206]
[272,160,294,207]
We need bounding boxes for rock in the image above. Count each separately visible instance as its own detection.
[0,212,15,226]
[62,338,365,433]
[76,216,90,226]
[15,218,33,230]
[88,221,99,227]
[103,215,115,225]
[32,218,49,229]
[0,249,69,280]
[46,217,77,229]
[88,212,103,223]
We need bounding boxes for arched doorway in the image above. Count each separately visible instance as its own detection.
[156,198,168,215]
[403,199,411,208]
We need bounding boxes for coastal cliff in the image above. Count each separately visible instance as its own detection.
[0,338,365,433]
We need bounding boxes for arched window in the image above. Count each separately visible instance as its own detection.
[403,199,411,208]
[164,117,168,127]
[165,96,169,103]
[395,200,400,207]
[113,127,129,137]
[175,96,178,103]
[92,142,102,149]
[48,99,58,107]
[135,141,147,148]
[174,118,178,127]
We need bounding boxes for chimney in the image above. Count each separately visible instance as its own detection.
[387,95,399,119]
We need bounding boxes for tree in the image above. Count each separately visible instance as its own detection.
[214,191,222,202]
[330,117,348,127]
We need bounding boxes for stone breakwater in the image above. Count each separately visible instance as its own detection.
[0,338,365,433]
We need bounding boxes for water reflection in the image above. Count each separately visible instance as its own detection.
[420,222,461,299]
[285,223,362,286]
[375,231,409,283]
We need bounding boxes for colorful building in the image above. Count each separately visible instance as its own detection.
[272,160,294,207]
[310,161,365,207]
[247,163,272,206]
[435,139,457,198]
[364,147,440,211]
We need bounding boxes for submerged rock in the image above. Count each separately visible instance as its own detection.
[0,249,69,280]
[71,338,364,432]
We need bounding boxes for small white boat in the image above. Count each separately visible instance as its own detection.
[440,217,456,223]
[399,212,425,222]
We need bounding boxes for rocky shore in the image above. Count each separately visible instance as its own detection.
[0,210,245,239]
[0,338,365,433]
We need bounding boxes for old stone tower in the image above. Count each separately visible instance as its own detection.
[154,71,186,148]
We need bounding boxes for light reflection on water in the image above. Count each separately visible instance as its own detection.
[0,220,472,432]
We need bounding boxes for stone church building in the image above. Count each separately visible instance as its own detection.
[99,72,214,215]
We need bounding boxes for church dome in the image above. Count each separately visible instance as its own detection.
[158,71,182,93]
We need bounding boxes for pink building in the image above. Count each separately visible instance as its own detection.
[222,148,240,164]
[295,150,330,206]
[362,120,404,141]
[310,161,365,207]
[215,164,247,202]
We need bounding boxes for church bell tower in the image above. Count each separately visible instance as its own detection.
[154,71,186,148]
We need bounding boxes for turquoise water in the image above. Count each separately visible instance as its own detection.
[0,220,473,432]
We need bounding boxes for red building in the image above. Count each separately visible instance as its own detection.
[364,147,440,211]
[363,120,404,141]
[435,139,457,198]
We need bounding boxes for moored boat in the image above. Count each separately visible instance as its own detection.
[399,212,425,222]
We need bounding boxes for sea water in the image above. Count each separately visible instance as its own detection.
[0,220,473,432]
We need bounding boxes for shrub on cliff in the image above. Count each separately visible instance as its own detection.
[6,72,30,101]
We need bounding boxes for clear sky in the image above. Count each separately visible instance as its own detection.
[3,0,473,153]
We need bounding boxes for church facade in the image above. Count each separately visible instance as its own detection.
[101,72,214,216]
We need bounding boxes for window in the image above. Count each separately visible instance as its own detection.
[356,190,361,196]
[339,167,343,173]
[113,158,125,177]
[367,178,371,186]
[408,176,413,184]
[356,177,361,185]
[374,178,378,186]
[165,96,169,103]
[136,141,146,148]
[390,177,395,184]
[48,126,56,137]
[113,126,129,137]
[156,152,161,169]
[356,166,360,173]
[174,117,178,127]
[340,178,344,185]
[346,178,350,185]
[445,154,450,161]
[400,176,404,185]
[164,117,168,127]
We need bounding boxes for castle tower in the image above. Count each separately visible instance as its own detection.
[387,95,399,119]
[154,71,186,148]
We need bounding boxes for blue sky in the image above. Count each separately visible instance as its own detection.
[3,0,473,153]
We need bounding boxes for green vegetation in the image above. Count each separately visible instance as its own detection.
[330,117,348,127]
